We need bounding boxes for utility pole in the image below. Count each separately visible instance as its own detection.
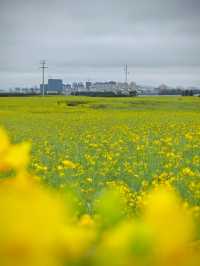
[124,64,128,83]
[40,60,48,96]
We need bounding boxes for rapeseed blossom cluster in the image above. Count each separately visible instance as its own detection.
[0,128,30,173]
[0,127,199,266]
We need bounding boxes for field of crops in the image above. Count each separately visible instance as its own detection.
[0,96,200,266]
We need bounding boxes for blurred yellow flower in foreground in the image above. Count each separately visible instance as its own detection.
[4,142,31,171]
[144,187,196,266]
[0,127,30,172]
[79,214,95,228]
[0,127,10,154]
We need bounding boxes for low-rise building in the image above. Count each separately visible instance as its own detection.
[40,79,63,94]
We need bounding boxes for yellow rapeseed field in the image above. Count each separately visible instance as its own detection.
[0,96,199,265]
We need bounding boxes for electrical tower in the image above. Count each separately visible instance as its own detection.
[40,60,48,96]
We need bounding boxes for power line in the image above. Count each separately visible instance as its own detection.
[40,60,48,96]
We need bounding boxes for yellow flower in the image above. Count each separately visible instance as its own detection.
[79,214,94,227]
[0,179,68,266]
[185,132,193,141]
[144,187,194,257]
[57,165,63,171]
[60,225,95,259]
[86,177,93,183]
[62,159,77,169]
[182,167,195,177]
[0,127,10,154]
[4,142,31,171]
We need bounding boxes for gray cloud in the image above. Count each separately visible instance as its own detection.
[0,0,200,88]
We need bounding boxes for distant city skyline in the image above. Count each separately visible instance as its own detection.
[1,65,200,90]
[0,0,200,89]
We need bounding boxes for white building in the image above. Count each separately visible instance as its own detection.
[90,81,137,95]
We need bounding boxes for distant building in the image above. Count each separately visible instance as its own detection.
[154,84,171,94]
[63,84,72,95]
[40,79,63,94]
[72,82,84,91]
[65,84,72,90]
[77,82,85,91]
[86,81,92,90]
[89,81,137,95]
[90,81,117,93]
[47,79,63,94]
[72,82,78,90]
[39,79,138,96]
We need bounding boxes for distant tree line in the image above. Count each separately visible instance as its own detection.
[0,92,39,97]
[181,90,194,96]
[73,91,137,97]
[158,89,183,95]
[157,89,198,96]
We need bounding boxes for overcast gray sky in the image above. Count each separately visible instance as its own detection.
[0,0,200,88]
